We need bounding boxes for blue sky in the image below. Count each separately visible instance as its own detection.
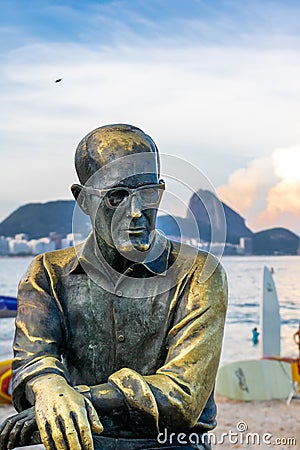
[1,0,300,234]
[2,0,300,47]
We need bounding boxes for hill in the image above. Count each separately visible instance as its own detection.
[187,189,253,244]
[252,228,299,255]
[0,201,76,239]
[0,197,299,255]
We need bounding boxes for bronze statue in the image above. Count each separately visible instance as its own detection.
[0,124,227,449]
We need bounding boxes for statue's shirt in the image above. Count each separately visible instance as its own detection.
[12,232,227,438]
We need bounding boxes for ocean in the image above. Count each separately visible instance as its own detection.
[0,255,299,364]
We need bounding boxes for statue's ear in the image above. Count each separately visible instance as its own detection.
[71,184,89,215]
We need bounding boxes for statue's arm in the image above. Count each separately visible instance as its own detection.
[10,255,102,450]
[12,254,68,411]
[144,261,228,430]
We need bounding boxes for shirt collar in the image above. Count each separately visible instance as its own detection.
[69,230,171,278]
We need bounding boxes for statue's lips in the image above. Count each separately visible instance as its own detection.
[127,227,146,235]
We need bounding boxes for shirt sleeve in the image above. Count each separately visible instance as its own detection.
[12,254,69,412]
[108,254,228,432]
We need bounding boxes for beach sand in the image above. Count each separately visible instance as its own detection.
[214,396,299,450]
[0,397,299,449]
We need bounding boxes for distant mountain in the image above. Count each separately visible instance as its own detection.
[0,196,299,255]
[253,228,299,255]
[0,201,76,239]
[187,189,253,244]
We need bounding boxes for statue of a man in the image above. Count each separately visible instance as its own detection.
[0,124,227,450]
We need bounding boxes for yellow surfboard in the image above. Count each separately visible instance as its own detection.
[0,359,12,403]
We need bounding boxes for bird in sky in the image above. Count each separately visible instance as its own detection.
[55,78,62,83]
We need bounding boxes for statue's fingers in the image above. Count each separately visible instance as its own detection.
[0,405,36,448]
[36,418,61,450]
[0,422,11,450]
[0,412,22,435]
[7,407,36,447]
[19,417,38,446]
[55,413,84,450]
[84,398,103,435]
[6,417,29,449]
[0,429,10,450]
[69,410,94,450]
[0,417,10,435]
[0,415,23,450]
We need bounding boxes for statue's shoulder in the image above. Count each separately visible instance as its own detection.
[168,239,214,264]
[168,239,225,280]
[34,243,82,271]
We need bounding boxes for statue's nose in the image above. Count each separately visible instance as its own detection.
[130,194,142,218]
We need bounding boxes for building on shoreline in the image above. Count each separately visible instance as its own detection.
[0,233,83,256]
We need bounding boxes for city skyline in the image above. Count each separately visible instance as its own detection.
[1,0,300,234]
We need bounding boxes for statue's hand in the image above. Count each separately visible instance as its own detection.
[0,407,37,450]
[30,374,103,450]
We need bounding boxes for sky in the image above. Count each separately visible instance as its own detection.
[1,0,300,235]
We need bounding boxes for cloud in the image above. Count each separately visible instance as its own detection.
[217,145,300,235]
[252,146,300,234]
[217,157,278,215]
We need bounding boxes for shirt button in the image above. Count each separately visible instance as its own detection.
[116,290,123,297]
[118,334,125,342]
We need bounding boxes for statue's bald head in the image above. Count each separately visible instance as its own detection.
[75,124,160,185]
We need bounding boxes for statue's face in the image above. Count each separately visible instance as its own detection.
[93,173,159,256]
[84,154,162,259]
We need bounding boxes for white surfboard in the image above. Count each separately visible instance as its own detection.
[216,359,292,401]
[261,266,281,358]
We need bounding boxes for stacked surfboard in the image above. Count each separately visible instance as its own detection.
[216,266,299,401]
[216,358,293,401]
[0,296,15,402]
[0,359,12,404]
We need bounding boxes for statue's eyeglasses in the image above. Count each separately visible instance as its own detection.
[81,180,165,209]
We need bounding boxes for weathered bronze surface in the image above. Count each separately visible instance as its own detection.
[0,124,227,450]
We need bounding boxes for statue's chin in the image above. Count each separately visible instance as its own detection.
[133,242,151,252]
[116,238,151,257]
